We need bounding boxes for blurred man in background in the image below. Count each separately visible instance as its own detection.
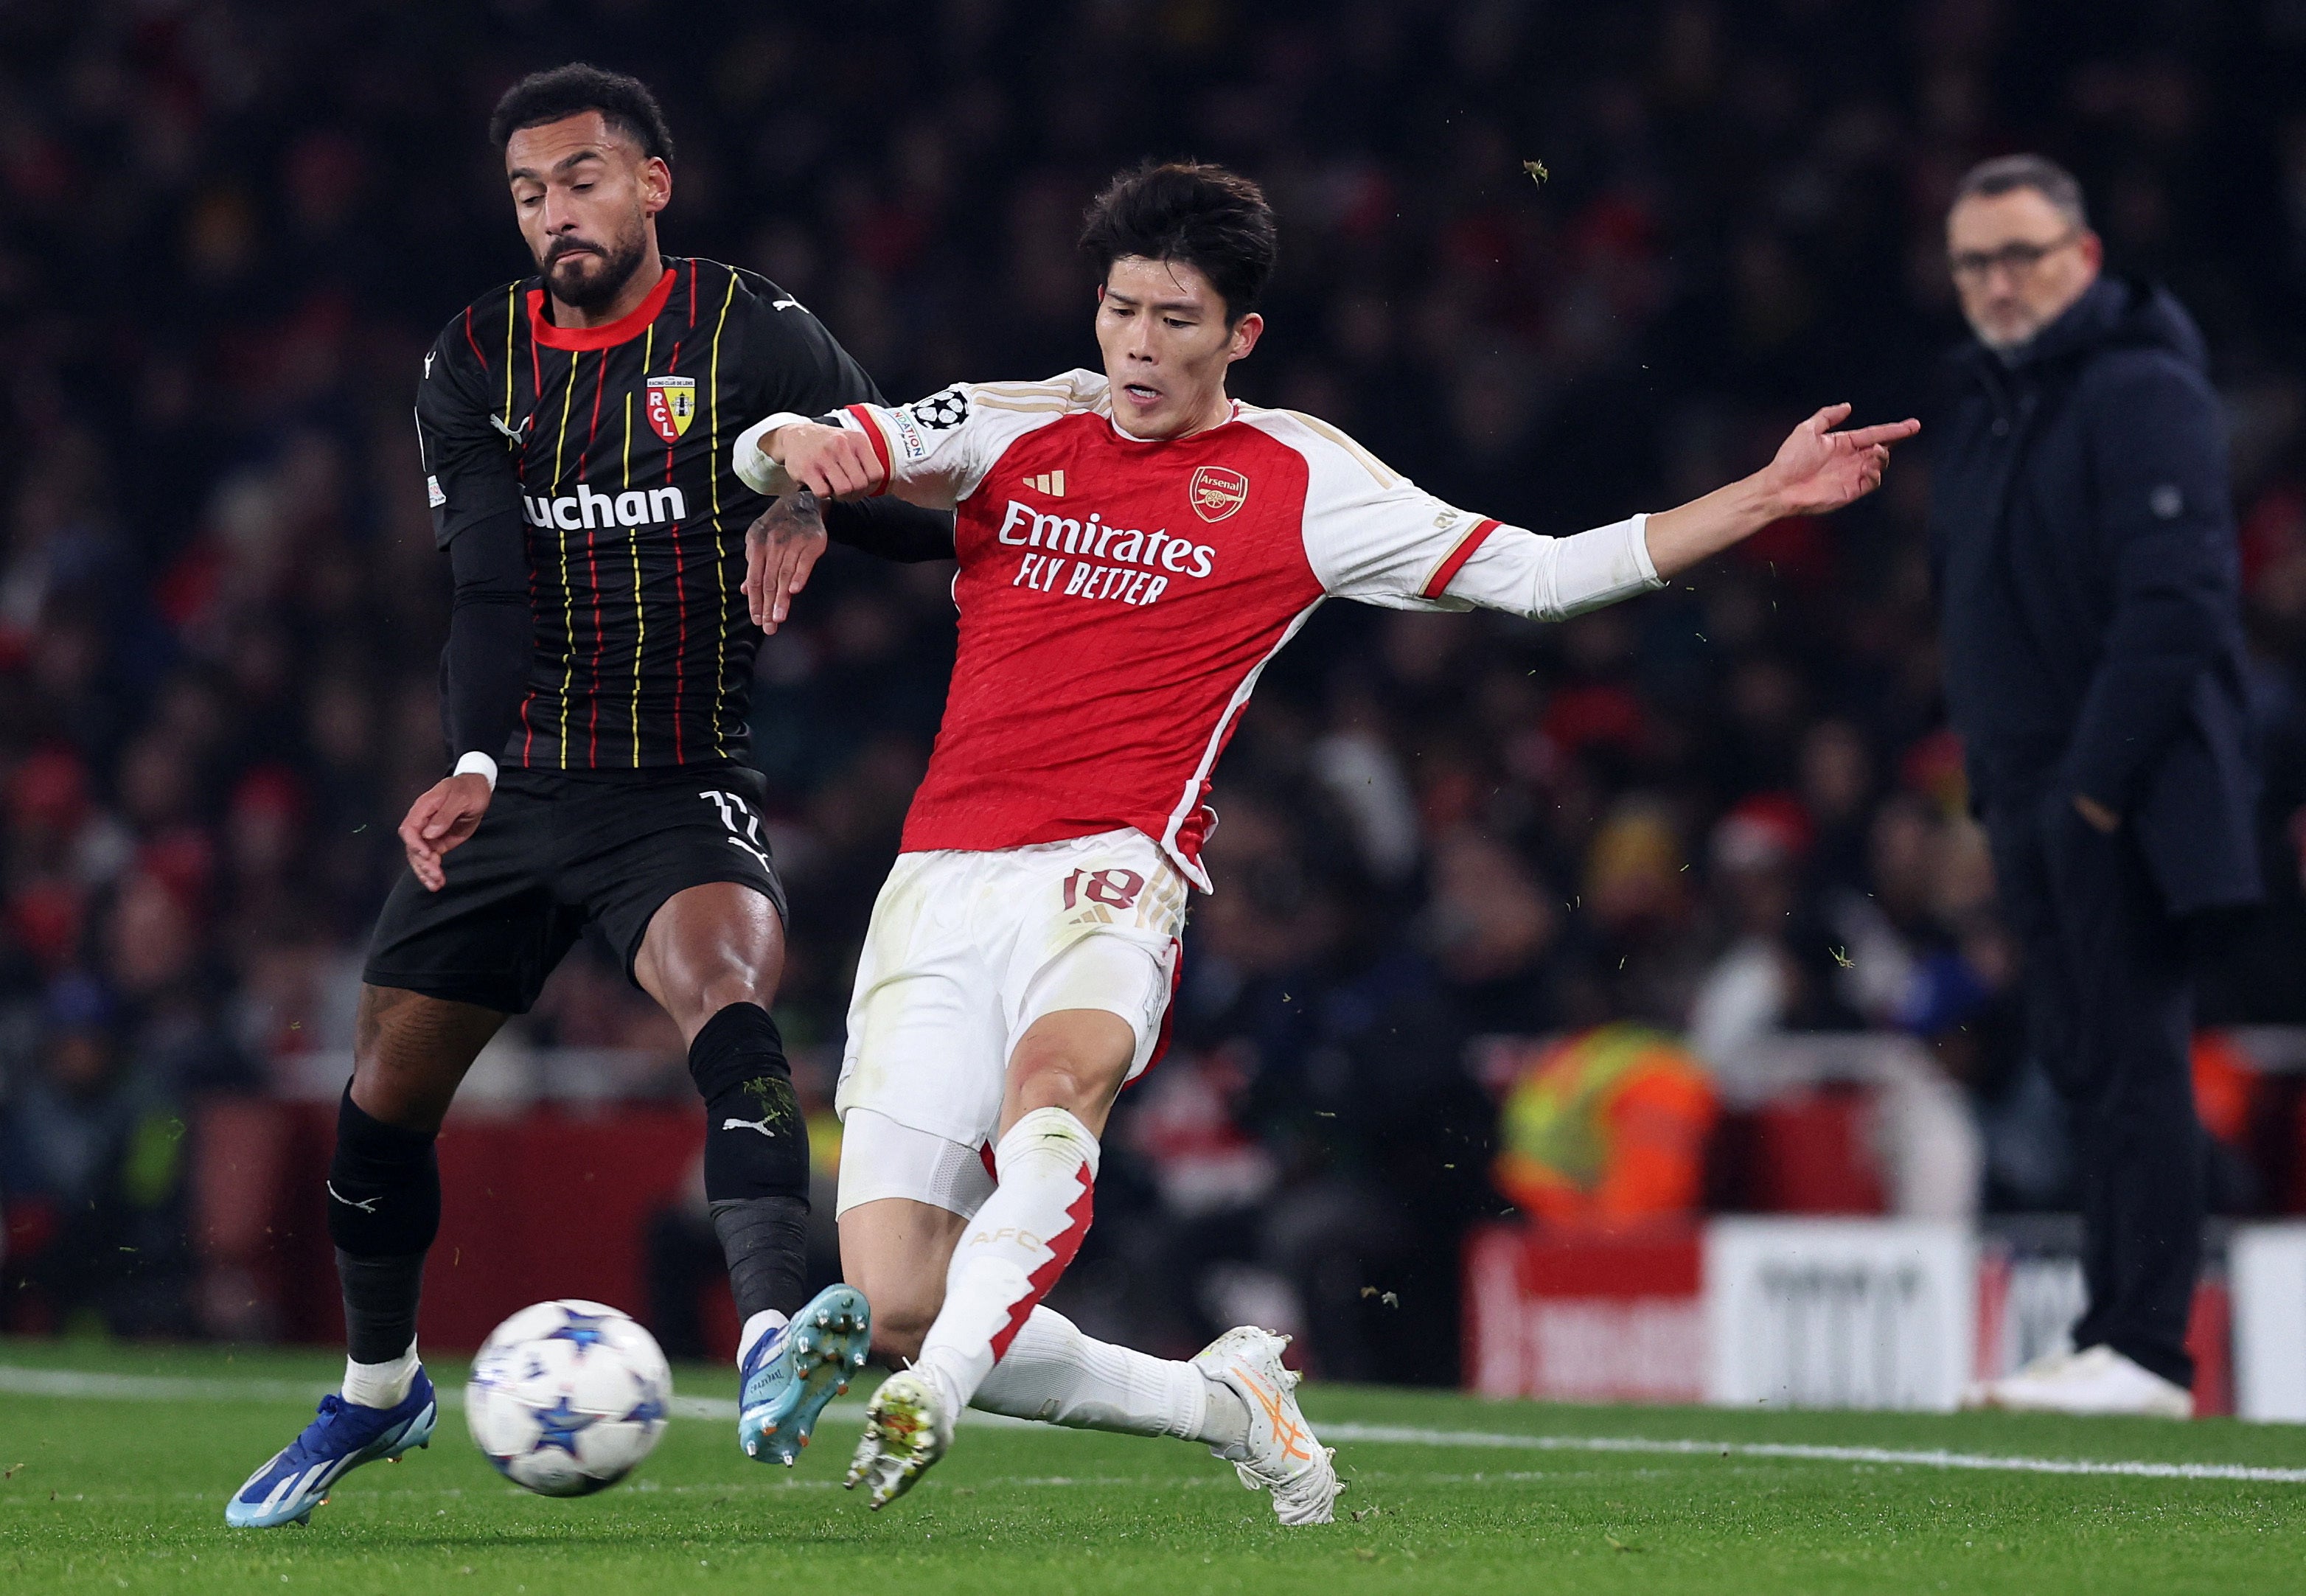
[1932,156,2259,1417]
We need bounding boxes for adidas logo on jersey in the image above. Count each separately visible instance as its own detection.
[522,483,689,533]
[1023,470,1067,496]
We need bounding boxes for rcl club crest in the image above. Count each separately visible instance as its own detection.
[646,376,697,443]
[1190,464,1250,523]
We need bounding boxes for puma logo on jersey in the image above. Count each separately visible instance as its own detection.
[1023,470,1067,496]
[327,1182,380,1213]
[721,1116,782,1138]
[700,790,773,872]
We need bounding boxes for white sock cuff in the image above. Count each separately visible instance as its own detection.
[342,1339,419,1408]
[994,1106,1101,1182]
[738,1308,790,1365]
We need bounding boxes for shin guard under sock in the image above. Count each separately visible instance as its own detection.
[327,1088,440,1365]
[711,1196,809,1324]
[689,1004,812,1326]
[914,1107,1098,1415]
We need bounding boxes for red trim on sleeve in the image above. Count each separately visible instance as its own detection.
[845,403,895,495]
[526,263,677,351]
[1421,518,1502,599]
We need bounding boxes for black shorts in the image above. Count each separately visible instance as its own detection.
[363,764,787,1015]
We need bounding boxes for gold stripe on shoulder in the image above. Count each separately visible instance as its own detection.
[1268,408,1402,487]
[972,378,1079,399]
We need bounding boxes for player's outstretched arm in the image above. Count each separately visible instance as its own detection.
[1643,404,1918,579]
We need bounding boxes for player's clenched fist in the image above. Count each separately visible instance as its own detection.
[767,420,887,498]
[398,772,492,892]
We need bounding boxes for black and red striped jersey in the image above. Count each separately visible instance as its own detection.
[416,257,883,770]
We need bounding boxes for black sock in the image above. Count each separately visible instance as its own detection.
[710,1196,810,1325]
[688,1003,812,1325]
[335,1251,428,1367]
[327,1087,441,1364]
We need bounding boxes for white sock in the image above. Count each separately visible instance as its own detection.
[738,1308,790,1367]
[913,1107,1099,1415]
[972,1306,1226,1440]
[341,1339,419,1409]
[1201,1380,1253,1454]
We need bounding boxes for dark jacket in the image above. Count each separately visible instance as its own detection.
[1930,276,2260,915]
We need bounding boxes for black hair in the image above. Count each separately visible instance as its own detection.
[1079,161,1278,323]
[1951,153,2088,230]
[488,63,675,164]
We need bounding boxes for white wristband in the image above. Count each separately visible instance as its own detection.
[732,411,813,496]
[453,751,499,791]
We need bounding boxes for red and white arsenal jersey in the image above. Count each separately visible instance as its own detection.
[738,371,1660,889]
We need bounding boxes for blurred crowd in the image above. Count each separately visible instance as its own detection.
[4,0,2306,1373]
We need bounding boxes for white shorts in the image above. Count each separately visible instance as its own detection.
[835,1107,997,1220]
[834,829,1188,1214]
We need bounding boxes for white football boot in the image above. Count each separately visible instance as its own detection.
[1962,1345,2192,1418]
[844,1370,954,1509]
[1193,1327,1345,1525]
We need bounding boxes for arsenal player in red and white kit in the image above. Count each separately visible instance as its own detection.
[733,162,1917,1516]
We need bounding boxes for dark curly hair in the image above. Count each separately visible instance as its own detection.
[488,63,675,164]
[1079,161,1278,324]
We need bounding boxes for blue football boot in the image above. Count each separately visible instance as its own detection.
[225,1369,438,1527]
[739,1283,873,1466]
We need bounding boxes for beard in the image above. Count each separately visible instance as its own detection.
[544,226,648,313]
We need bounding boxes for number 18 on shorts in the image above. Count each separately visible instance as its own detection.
[835,828,1188,1160]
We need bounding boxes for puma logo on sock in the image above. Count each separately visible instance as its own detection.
[327,1181,380,1213]
[721,1116,781,1138]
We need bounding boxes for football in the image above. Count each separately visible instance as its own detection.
[464,1300,672,1497]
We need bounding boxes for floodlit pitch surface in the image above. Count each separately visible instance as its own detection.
[1,1340,2300,1594]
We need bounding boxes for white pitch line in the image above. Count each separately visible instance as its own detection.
[0,1363,738,1422]
[3,1365,2299,1484]
[1314,1423,2306,1485]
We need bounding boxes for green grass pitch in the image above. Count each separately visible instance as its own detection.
[2,1338,2302,1594]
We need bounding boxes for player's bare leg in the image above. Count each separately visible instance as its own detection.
[635,882,868,1463]
[840,1196,969,1367]
[632,880,786,1042]
[349,985,507,1132]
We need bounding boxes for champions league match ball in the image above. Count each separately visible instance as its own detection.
[465,1300,673,1496]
